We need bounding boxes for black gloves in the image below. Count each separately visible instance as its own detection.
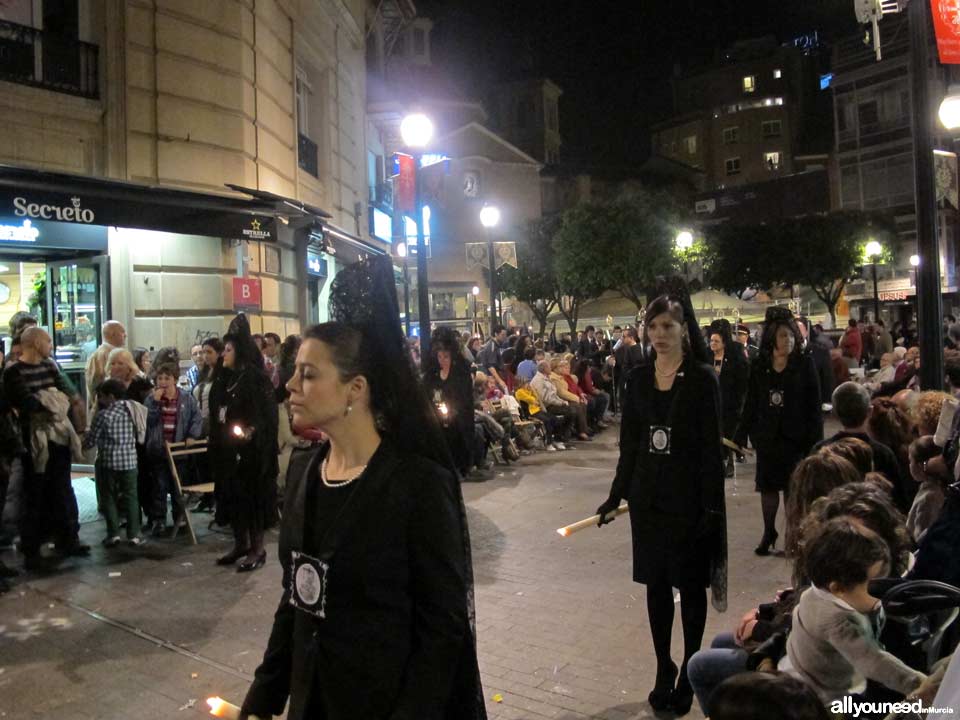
[596,497,621,527]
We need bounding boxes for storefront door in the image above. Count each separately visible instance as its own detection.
[45,255,110,395]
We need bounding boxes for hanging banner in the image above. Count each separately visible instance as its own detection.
[465,242,518,271]
[393,153,415,214]
[935,149,959,209]
[932,0,960,64]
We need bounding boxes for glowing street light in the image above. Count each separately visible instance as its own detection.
[675,230,694,250]
[399,113,434,148]
[865,240,883,258]
[939,85,960,130]
[910,254,920,267]
[479,205,501,228]
[865,239,884,323]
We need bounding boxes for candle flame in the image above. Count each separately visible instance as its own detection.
[206,697,240,719]
[438,403,449,416]
[231,425,244,437]
[557,528,568,537]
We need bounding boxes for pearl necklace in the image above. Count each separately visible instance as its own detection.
[655,359,683,377]
[321,456,367,488]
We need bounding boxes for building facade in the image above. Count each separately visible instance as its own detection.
[0,0,381,369]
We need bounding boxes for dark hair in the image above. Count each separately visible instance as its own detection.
[198,338,225,383]
[867,397,914,468]
[492,324,506,336]
[623,327,639,342]
[264,332,281,345]
[849,318,858,327]
[584,325,595,333]
[154,362,179,379]
[132,347,151,372]
[758,317,803,365]
[804,517,890,591]
[709,318,733,344]
[8,311,37,337]
[643,292,709,363]
[877,319,885,327]
[202,337,224,354]
[222,314,265,372]
[832,381,871,428]
[278,334,301,369]
[96,378,127,399]
[785,454,861,556]
[511,335,531,374]
[424,327,471,378]
[709,672,831,720]
[153,346,180,373]
[820,437,874,477]
[910,435,941,464]
[795,482,909,584]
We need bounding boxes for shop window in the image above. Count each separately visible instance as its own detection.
[764,151,782,171]
[725,157,741,176]
[743,75,756,93]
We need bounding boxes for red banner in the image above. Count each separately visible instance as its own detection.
[232,277,262,312]
[932,1,960,64]
[394,153,415,213]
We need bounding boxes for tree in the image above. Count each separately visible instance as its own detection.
[553,203,619,333]
[497,217,560,337]
[703,223,786,299]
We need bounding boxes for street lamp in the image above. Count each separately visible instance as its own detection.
[865,239,883,324]
[471,285,480,335]
[939,85,960,130]
[675,229,694,277]
[396,241,410,337]
[480,204,501,335]
[400,112,434,354]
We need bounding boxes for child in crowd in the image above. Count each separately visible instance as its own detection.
[781,517,927,704]
[145,363,202,535]
[907,436,948,544]
[485,373,504,401]
[83,379,145,546]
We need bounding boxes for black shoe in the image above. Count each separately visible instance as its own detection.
[191,499,214,514]
[57,542,91,557]
[648,661,677,711]
[754,529,779,556]
[671,674,694,716]
[237,551,266,573]
[216,547,250,566]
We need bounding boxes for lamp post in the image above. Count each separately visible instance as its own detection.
[396,242,411,337]
[480,204,501,336]
[675,229,694,278]
[471,285,480,335]
[865,240,883,324]
[400,112,434,356]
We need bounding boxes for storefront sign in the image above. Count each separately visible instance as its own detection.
[393,153,415,214]
[0,219,40,242]
[232,277,262,312]
[306,250,327,277]
[14,195,95,223]
[0,216,107,251]
[878,290,910,301]
[932,0,960,64]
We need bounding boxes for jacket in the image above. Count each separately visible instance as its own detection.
[242,442,484,720]
[841,327,862,362]
[550,372,579,403]
[714,345,749,437]
[784,586,924,702]
[144,388,202,455]
[735,352,823,454]
[530,372,564,409]
[514,387,541,416]
[30,387,84,472]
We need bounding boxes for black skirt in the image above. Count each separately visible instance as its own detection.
[754,445,805,493]
[629,506,710,588]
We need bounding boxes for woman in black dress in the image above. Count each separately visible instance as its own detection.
[240,257,484,720]
[734,307,822,556]
[422,327,475,476]
[596,290,727,716]
[209,315,278,571]
[708,319,749,477]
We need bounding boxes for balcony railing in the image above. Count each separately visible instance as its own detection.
[0,20,99,99]
[298,133,319,178]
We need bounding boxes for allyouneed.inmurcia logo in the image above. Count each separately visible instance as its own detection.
[13,196,95,224]
[831,697,954,717]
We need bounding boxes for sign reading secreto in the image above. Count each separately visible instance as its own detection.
[932,0,960,64]
[232,277,262,312]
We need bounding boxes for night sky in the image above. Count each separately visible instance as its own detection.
[417,0,859,168]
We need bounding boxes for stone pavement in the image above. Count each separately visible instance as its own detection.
[0,421,800,720]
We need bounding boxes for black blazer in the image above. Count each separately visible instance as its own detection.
[715,345,749,438]
[242,442,482,720]
[735,352,823,455]
[610,357,725,519]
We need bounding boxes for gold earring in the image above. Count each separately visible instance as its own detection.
[344,404,352,417]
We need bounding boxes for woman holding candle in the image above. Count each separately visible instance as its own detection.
[734,307,823,556]
[595,285,727,716]
[240,257,484,720]
[422,327,475,476]
[209,315,278,571]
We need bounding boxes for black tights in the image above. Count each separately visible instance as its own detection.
[646,581,708,684]
[760,490,784,536]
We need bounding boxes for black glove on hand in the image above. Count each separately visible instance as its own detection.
[596,497,621,527]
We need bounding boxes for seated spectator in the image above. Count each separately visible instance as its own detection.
[782,518,926,704]
[707,672,831,720]
[530,360,580,441]
[815,383,903,505]
[913,391,953,437]
[516,347,539,384]
[865,352,897,391]
[868,397,918,512]
[784,454,860,557]
[549,358,590,441]
[83,379,145,547]
[515,376,564,451]
[573,357,609,430]
[907,436,947,544]
[819,436,874,478]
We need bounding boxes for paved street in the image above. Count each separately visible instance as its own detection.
[0,422,799,720]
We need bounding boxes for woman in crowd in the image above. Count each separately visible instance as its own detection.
[133,347,153,377]
[550,357,590,441]
[190,337,223,513]
[869,396,918,512]
[209,315,278,571]
[595,289,726,715]
[783,453,860,557]
[422,328,475,477]
[573,357,610,431]
[708,323,749,478]
[108,348,153,403]
[275,335,301,404]
[735,308,822,556]
[239,256,484,720]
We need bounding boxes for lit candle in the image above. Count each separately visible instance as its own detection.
[207,697,241,719]
[231,424,244,438]
[557,503,629,537]
[438,402,449,417]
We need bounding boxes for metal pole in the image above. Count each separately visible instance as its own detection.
[472,294,477,335]
[486,226,498,335]
[402,254,410,338]
[414,152,431,358]
[909,0,944,389]
[872,262,880,323]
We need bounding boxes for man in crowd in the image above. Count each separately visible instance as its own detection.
[735,324,759,363]
[186,343,204,390]
[477,325,509,392]
[530,360,575,437]
[841,318,862,365]
[876,319,893,356]
[798,317,834,407]
[84,320,126,417]
[613,327,645,402]
[261,332,281,388]
[3,327,88,570]
[576,326,599,365]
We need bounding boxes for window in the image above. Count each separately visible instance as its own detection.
[684,135,697,154]
[858,100,879,128]
[725,157,741,175]
[761,119,782,137]
[743,75,756,93]
[773,68,782,79]
[412,28,426,56]
[295,66,311,136]
[723,126,739,144]
[764,152,782,170]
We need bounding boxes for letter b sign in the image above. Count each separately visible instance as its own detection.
[233,277,262,312]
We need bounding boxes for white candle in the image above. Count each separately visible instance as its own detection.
[557,503,628,537]
[207,697,240,720]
